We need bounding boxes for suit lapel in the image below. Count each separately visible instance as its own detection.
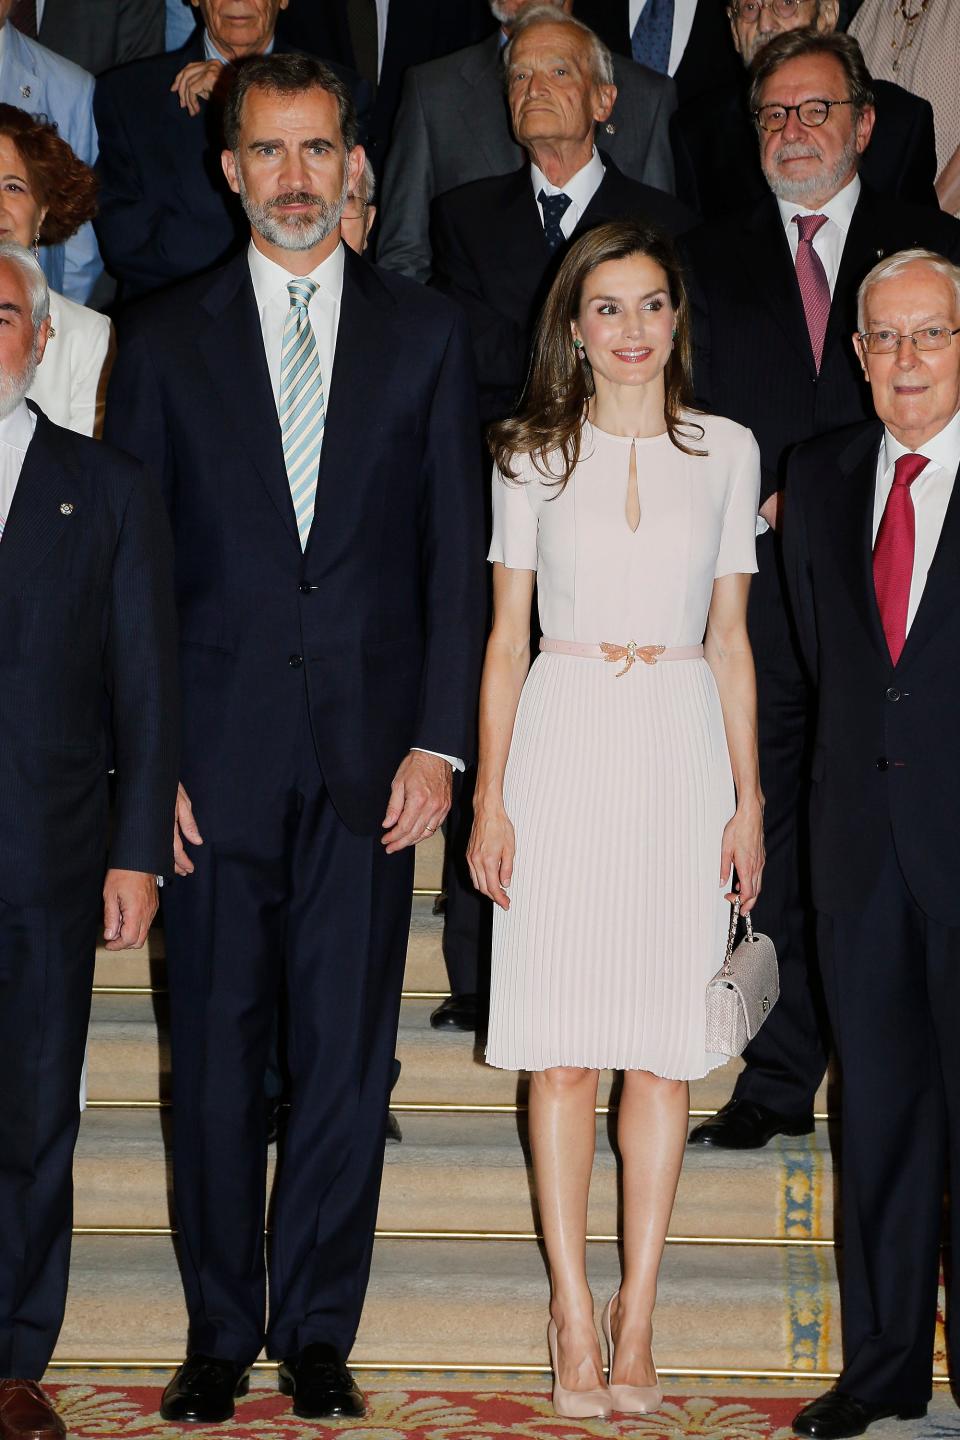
[821,190,887,370]
[898,460,960,669]
[197,259,298,543]
[744,198,814,367]
[826,423,889,659]
[0,410,78,591]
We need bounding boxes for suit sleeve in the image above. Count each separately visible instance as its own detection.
[104,324,176,512]
[639,75,678,195]
[376,70,436,282]
[669,109,702,215]
[430,198,529,420]
[117,0,166,64]
[781,455,818,684]
[896,95,939,209]
[413,307,486,765]
[105,459,180,877]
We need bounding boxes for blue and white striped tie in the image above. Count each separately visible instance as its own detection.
[279,277,325,548]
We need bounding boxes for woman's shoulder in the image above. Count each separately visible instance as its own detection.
[49,291,112,344]
[680,410,760,468]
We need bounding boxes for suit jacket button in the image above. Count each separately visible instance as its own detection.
[299,583,314,594]
[289,654,303,668]
[885,687,901,702]
[876,757,889,771]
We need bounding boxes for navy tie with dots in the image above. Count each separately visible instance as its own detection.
[539,190,572,254]
[631,0,675,74]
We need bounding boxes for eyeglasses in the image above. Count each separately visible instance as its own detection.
[731,0,814,18]
[753,98,856,131]
[857,326,960,354]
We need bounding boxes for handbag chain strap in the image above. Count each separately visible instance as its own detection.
[721,895,756,976]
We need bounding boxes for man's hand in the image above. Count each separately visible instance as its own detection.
[173,782,203,876]
[103,870,158,950]
[170,58,225,117]
[381,752,452,854]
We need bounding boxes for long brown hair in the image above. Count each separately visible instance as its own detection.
[0,104,98,244]
[490,220,705,487]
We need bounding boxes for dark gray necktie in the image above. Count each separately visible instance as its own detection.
[347,0,379,90]
[631,0,675,74]
[539,190,572,254]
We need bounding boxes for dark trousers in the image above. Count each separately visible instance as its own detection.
[163,715,414,1366]
[0,893,100,1378]
[733,531,827,1118]
[818,835,960,1405]
[440,765,491,998]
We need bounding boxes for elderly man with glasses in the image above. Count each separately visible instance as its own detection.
[679,28,960,1155]
[670,0,938,220]
[783,248,960,1439]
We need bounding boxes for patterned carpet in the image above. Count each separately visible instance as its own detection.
[42,1385,960,1439]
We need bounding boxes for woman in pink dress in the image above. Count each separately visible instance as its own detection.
[468,221,764,1418]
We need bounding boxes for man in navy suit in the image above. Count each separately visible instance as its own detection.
[106,53,484,1424]
[0,242,178,1440]
[94,0,368,298]
[786,248,960,1440]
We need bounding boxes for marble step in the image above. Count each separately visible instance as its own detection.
[54,1234,843,1374]
[72,1109,834,1240]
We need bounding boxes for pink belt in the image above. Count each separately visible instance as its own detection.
[540,637,704,677]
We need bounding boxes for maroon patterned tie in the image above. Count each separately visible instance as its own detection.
[873,453,928,664]
[7,0,38,37]
[793,213,830,371]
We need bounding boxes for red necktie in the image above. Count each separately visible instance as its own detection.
[793,213,830,371]
[7,0,37,37]
[873,452,928,664]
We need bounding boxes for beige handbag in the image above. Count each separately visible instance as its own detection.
[705,896,779,1058]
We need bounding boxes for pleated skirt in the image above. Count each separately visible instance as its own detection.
[486,652,734,1079]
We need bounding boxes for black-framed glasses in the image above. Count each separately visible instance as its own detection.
[731,0,814,18]
[753,98,856,131]
[857,326,960,354]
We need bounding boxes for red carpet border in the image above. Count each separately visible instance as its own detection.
[46,1385,816,1438]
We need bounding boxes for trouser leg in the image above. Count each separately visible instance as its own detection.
[440,766,490,999]
[0,895,99,1378]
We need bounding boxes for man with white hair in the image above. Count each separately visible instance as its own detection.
[376,0,678,284]
[670,0,939,219]
[682,29,960,1155]
[0,241,178,1440]
[784,248,960,1440]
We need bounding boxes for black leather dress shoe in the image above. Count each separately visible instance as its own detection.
[160,1356,250,1423]
[429,993,478,1031]
[386,1110,403,1143]
[687,1098,815,1149]
[278,1343,365,1419]
[792,1391,927,1437]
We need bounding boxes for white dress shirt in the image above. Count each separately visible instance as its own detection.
[531,147,605,241]
[628,0,698,77]
[0,399,35,542]
[246,239,462,772]
[873,410,960,635]
[375,0,390,80]
[777,174,860,297]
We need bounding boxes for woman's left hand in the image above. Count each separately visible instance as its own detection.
[720,798,765,913]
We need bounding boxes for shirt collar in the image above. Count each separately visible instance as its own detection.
[530,146,605,210]
[882,408,960,477]
[777,172,861,238]
[0,399,36,453]
[247,237,346,317]
[204,29,276,63]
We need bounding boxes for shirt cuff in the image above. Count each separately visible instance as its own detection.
[756,514,770,537]
[412,747,464,773]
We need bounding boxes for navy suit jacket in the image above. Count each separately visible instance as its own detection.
[784,422,960,924]
[0,408,179,906]
[93,34,370,298]
[105,245,486,837]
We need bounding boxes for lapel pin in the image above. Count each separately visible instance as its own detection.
[604,122,616,134]
[20,84,31,99]
[59,502,74,515]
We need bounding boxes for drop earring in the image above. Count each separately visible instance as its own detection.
[32,233,40,260]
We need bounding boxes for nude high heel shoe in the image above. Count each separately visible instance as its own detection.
[546,1318,612,1420]
[602,1293,663,1414]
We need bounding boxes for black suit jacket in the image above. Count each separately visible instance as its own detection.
[430,154,696,419]
[276,0,496,163]
[105,246,485,837]
[0,408,179,906]
[574,0,740,104]
[93,34,370,298]
[681,186,960,501]
[783,421,960,923]
[671,77,939,221]
[39,0,164,74]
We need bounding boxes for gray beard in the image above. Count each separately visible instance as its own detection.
[236,168,349,252]
[0,350,38,420]
[764,132,859,205]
